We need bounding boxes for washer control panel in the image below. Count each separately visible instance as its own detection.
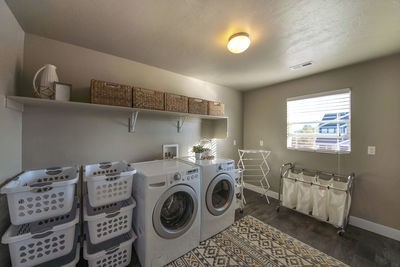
[217,161,235,172]
[168,168,200,184]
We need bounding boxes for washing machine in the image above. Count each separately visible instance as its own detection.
[132,160,201,267]
[179,157,236,241]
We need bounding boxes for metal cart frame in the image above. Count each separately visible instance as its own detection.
[277,162,355,236]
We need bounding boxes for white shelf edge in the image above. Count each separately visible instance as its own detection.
[6,96,228,120]
[5,97,24,112]
[6,96,228,137]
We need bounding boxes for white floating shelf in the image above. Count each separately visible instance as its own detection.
[6,96,228,138]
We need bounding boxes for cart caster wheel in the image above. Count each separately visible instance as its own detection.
[337,230,345,236]
[276,206,280,212]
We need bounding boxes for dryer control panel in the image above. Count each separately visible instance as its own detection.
[168,168,200,184]
[216,161,235,172]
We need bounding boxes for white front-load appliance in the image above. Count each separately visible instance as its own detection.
[179,157,236,241]
[132,160,201,267]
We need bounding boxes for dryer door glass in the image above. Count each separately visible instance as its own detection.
[153,184,198,239]
[206,173,234,216]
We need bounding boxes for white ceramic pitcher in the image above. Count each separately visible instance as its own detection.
[33,64,59,99]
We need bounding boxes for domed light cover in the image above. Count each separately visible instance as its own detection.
[227,32,250,54]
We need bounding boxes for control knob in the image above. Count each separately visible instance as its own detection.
[173,173,181,181]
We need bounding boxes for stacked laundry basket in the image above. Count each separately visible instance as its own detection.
[83,161,137,267]
[1,166,80,267]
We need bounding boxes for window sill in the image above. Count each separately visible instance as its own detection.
[287,147,351,155]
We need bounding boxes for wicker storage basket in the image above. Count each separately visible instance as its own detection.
[208,101,225,116]
[90,80,132,107]
[188,98,208,115]
[165,93,188,113]
[133,87,164,110]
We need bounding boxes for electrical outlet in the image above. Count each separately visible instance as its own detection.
[368,146,376,155]
[233,139,237,146]
[259,140,263,146]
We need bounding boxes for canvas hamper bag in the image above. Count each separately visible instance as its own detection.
[282,170,301,209]
[296,173,316,214]
[328,180,351,227]
[311,177,332,221]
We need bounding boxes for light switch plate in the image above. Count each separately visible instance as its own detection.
[260,140,264,146]
[233,140,237,146]
[368,146,376,155]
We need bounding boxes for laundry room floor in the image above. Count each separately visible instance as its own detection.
[82,188,400,267]
[235,189,400,267]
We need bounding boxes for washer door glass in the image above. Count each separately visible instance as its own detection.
[206,173,234,216]
[153,184,198,239]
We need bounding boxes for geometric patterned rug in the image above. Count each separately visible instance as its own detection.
[166,215,348,266]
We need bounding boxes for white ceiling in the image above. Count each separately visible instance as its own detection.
[6,0,400,90]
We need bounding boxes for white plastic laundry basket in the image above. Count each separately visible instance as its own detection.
[328,180,351,227]
[84,161,136,207]
[1,199,79,267]
[37,227,80,267]
[84,196,136,244]
[311,177,332,221]
[84,229,136,267]
[1,167,79,225]
[282,170,300,209]
[296,173,316,214]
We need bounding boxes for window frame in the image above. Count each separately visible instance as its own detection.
[286,88,352,154]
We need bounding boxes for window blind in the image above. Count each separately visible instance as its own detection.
[287,89,351,153]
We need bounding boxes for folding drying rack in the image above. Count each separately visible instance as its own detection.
[237,149,271,204]
[277,162,355,235]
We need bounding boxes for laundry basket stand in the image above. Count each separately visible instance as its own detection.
[277,162,355,236]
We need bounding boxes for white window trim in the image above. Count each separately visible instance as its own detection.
[286,88,352,154]
[287,88,351,101]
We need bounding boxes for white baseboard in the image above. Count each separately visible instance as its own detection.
[244,183,400,242]
[244,183,279,200]
[349,216,400,242]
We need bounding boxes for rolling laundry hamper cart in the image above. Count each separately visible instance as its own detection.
[277,162,355,235]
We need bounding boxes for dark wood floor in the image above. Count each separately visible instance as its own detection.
[235,189,400,267]
[81,188,400,267]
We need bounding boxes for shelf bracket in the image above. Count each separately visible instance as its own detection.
[5,97,24,112]
[129,111,139,133]
[177,117,187,133]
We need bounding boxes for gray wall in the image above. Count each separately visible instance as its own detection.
[0,0,23,183]
[0,0,24,264]
[243,53,400,230]
[20,34,243,169]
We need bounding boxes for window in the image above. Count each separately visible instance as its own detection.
[287,89,351,153]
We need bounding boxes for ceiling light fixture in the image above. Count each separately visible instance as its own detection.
[227,32,250,54]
